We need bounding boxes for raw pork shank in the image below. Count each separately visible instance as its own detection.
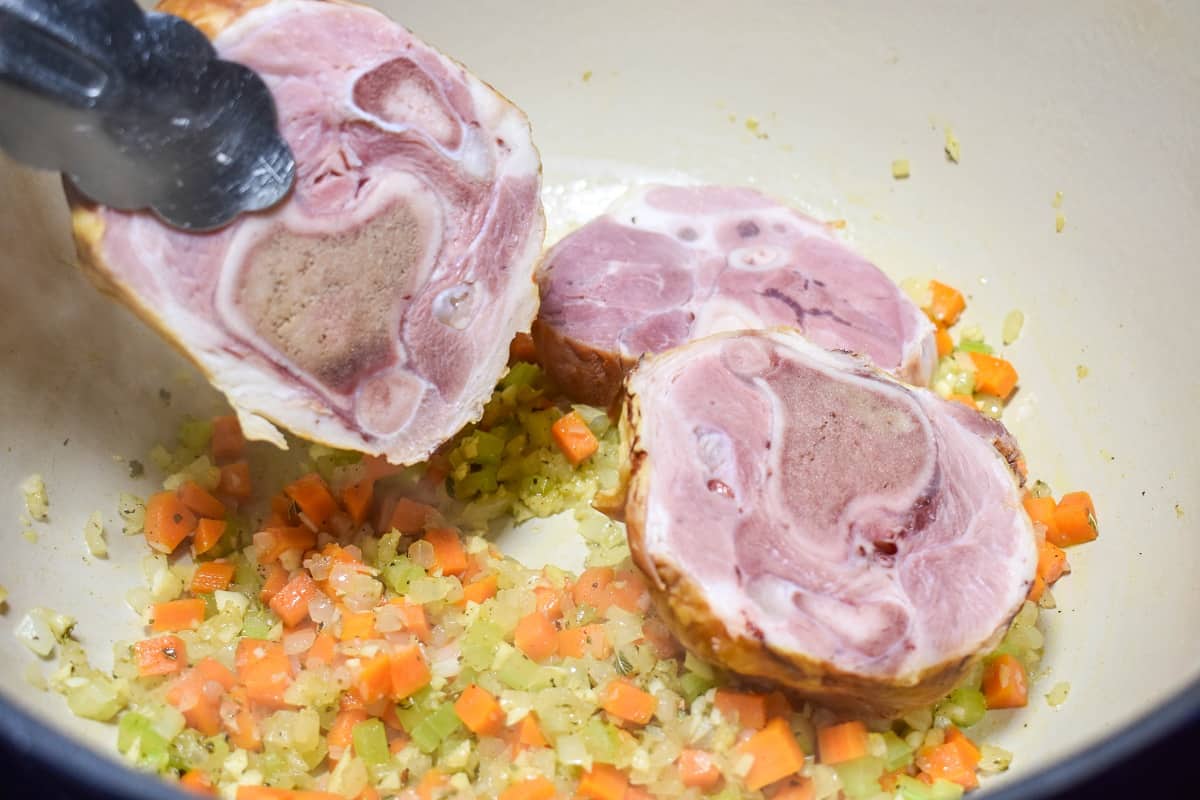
[69,0,544,463]
[534,185,935,406]
[618,329,1037,715]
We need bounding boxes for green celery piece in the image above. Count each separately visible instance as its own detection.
[497,651,544,690]
[581,717,621,764]
[943,687,987,728]
[240,609,274,640]
[469,431,506,465]
[382,557,425,595]
[957,339,994,355]
[233,554,259,589]
[502,362,541,389]
[896,775,935,800]
[834,756,885,799]
[678,672,715,704]
[929,779,966,800]
[455,466,499,499]
[410,703,462,753]
[177,419,213,452]
[117,712,169,771]
[882,730,915,771]
[352,718,390,765]
[462,620,505,671]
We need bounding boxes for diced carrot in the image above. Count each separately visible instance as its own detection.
[982,654,1028,709]
[916,731,980,789]
[764,691,793,722]
[1051,491,1098,546]
[390,645,432,700]
[270,492,297,523]
[926,280,966,326]
[625,788,654,800]
[270,572,319,628]
[572,566,615,613]
[577,763,629,800]
[390,497,437,534]
[499,776,556,800]
[210,415,246,462]
[455,684,506,736]
[424,527,468,576]
[236,639,293,708]
[350,652,393,704]
[218,461,253,499]
[715,690,768,731]
[167,661,231,736]
[192,518,227,557]
[771,779,815,800]
[551,410,599,466]
[416,769,448,800]
[1027,573,1047,602]
[152,598,206,632]
[1038,540,1070,587]
[817,720,868,765]
[260,562,288,603]
[508,332,538,364]
[947,393,977,409]
[934,324,954,357]
[509,714,548,751]
[196,656,237,690]
[179,769,215,796]
[607,569,649,613]
[600,678,657,725]
[678,748,722,789]
[190,561,236,593]
[457,574,499,607]
[967,351,1019,399]
[514,612,558,662]
[1022,495,1059,540]
[340,611,378,642]
[534,586,565,620]
[225,691,261,751]
[236,788,344,800]
[144,491,198,554]
[389,600,431,643]
[134,635,188,677]
[557,624,611,659]
[284,473,339,529]
[735,717,806,791]
[945,726,982,763]
[328,708,368,763]
[256,526,318,565]
[179,480,227,520]
[358,788,380,800]
[305,632,337,669]
[341,480,374,526]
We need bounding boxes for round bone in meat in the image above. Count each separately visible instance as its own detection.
[619,329,1037,716]
[67,0,544,463]
[534,185,935,406]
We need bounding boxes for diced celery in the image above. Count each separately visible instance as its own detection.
[957,339,994,355]
[678,672,715,703]
[464,431,505,465]
[462,620,505,671]
[455,466,499,499]
[177,418,213,452]
[683,652,715,680]
[497,651,545,690]
[502,362,541,389]
[834,756,884,799]
[352,718,390,766]
[117,712,169,772]
[882,729,915,771]
[897,775,935,800]
[233,556,259,589]
[942,687,987,728]
[930,779,966,800]
[409,703,462,753]
[382,557,426,595]
[240,609,274,639]
[580,717,621,764]
[377,532,401,567]
[66,674,126,721]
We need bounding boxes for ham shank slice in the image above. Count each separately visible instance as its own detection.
[68,0,544,463]
[534,185,935,406]
[618,329,1037,715]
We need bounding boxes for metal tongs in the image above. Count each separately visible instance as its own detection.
[0,0,294,231]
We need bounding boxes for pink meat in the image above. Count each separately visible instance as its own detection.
[83,0,543,462]
[624,329,1036,710]
[536,185,935,405]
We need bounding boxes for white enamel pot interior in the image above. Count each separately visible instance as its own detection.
[1,1,1198,798]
